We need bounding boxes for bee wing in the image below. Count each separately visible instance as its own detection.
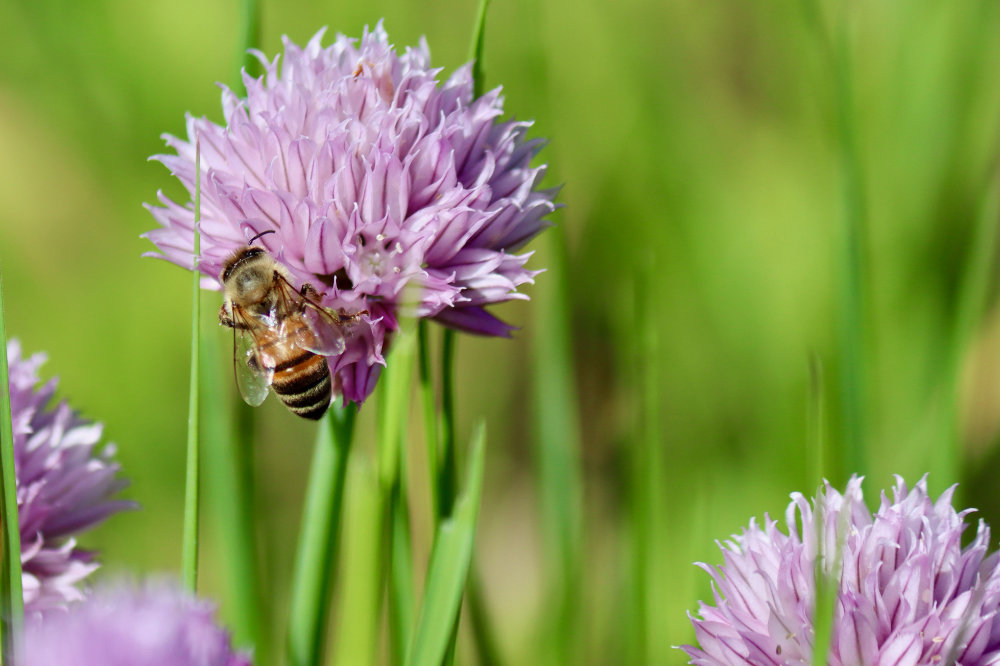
[231,307,274,407]
[298,305,347,356]
[274,274,348,357]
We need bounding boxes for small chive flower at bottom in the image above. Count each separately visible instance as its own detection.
[23,580,251,666]
[682,476,1000,665]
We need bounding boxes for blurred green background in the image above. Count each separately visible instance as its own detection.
[2,0,1000,663]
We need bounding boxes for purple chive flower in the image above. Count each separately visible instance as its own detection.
[8,340,135,613]
[23,580,251,666]
[683,476,1000,665]
[144,22,557,404]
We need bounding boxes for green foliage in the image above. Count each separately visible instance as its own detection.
[406,424,486,666]
[1,0,999,662]
[0,267,22,664]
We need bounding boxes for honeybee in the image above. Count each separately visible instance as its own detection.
[218,232,364,420]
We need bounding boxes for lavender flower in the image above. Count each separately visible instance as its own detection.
[23,580,251,666]
[144,22,557,404]
[8,340,134,612]
[683,476,1000,665]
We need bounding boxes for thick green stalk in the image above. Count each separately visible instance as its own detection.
[468,0,492,97]
[531,227,583,664]
[635,264,670,665]
[201,326,265,655]
[0,263,22,666]
[417,321,440,521]
[405,425,487,666]
[182,142,202,592]
[206,5,267,651]
[830,16,869,483]
[437,330,457,520]
[466,569,502,666]
[235,0,261,89]
[376,331,417,665]
[942,169,1000,484]
[436,329,464,666]
[287,406,356,666]
[800,0,869,483]
[390,483,417,665]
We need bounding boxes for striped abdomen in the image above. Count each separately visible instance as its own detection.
[270,350,332,420]
[257,320,332,420]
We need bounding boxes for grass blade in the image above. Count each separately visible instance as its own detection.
[417,321,440,521]
[390,485,417,665]
[201,323,265,656]
[468,0,492,98]
[0,264,22,665]
[405,423,486,666]
[941,168,1000,488]
[531,227,584,663]
[437,330,457,521]
[286,405,356,666]
[800,0,869,483]
[235,0,261,90]
[379,331,416,490]
[377,331,418,664]
[830,14,870,483]
[331,456,382,666]
[181,140,202,592]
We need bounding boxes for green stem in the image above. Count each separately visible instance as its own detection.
[389,482,416,666]
[235,0,261,91]
[437,330,461,665]
[831,16,869,483]
[466,568,501,666]
[405,425,487,666]
[202,328,265,656]
[182,141,202,592]
[468,0,492,98]
[0,264,22,666]
[287,406,356,666]
[418,321,440,521]
[377,331,417,665]
[944,167,1000,485]
[438,330,457,520]
[531,227,584,665]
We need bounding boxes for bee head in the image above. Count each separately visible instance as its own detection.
[221,245,278,307]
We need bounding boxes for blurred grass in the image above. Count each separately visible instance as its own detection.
[1,0,1000,662]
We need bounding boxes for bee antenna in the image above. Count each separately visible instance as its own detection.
[248,230,276,246]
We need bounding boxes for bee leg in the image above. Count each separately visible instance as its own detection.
[339,309,370,324]
[219,304,235,328]
[300,283,321,298]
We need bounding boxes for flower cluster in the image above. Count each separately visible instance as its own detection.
[23,580,251,666]
[145,22,557,404]
[9,340,134,613]
[683,476,1000,665]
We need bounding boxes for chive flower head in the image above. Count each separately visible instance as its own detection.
[24,580,250,665]
[144,22,557,403]
[9,340,134,613]
[683,476,1000,665]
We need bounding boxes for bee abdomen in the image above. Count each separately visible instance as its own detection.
[271,353,332,420]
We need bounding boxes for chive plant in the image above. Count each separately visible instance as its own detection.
[143,1,555,663]
[0,260,22,665]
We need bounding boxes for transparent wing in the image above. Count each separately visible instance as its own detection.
[274,274,348,357]
[299,305,347,356]
[231,307,274,407]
